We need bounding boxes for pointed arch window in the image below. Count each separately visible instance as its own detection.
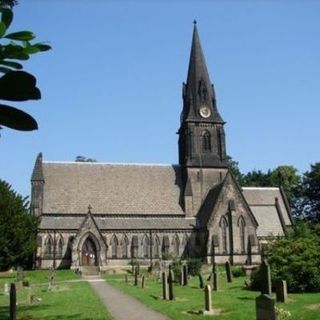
[131,236,138,258]
[202,130,211,152]
[173,234,180,257]
[238,216,246,253]
[56,236,63,258]
[154,236,160,258]
[220,216,228,254]
[121,236,129,258]
[111,235,118,258]
[186,129,192,158]
[162,235,170,258]
[45,236,53,257]
[142,235,150,258]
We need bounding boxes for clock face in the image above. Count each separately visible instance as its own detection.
[199,106,211,118]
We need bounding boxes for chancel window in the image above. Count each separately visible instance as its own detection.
[238,216,246,253]
[202,131,211,152]
[220,216,228,254]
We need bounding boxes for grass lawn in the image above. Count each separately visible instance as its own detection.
[0,270,112,320]
[105,268,320,320]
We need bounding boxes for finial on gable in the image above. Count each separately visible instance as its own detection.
[88,205,92,213]
[193,19,197,25]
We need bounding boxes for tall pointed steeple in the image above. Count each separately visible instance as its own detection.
[178,22,228,169]
[182,21,224,123]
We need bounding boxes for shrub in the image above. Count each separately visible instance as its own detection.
[250,222,320,293]
[232,266,246,278]
[186,258,202,276]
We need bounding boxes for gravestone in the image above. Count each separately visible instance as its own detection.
[256,294,276,320]
[4,283,9,295]
[136,263,140,275]
[168,269,175,300]
[183,264,188,286]
[48,269,56,291]
[9,283,16,320]
[180,266,185,286]
[212,272,219,291]
[124,275,128,283]
[134,268,138,286]
[131,262,135,274]
[162,271,168,300]
[198,273,204,289]
[260,260,272,296]
[225,261,232,283]
[201,284,216,315]
[141,275,145,289]
[276,280,288,303]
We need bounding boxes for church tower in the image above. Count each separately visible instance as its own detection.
[178,22,229,216]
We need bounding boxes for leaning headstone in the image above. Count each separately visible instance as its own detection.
[48,269,56,291]
[134,268,138,286]
[141,275,145,289]
[162,271,168,300]
[168,269,175,300]
[276,280,288,303]
[212,272,219,291]
[198,273,204,289]
[201,284,215,315]
[9,283,16,320]
[183,264,188,286]
[180,266,185,286]
[260,260,272,296]
[256,294,276,320]
[4,283,9,295]
[225,261,232,283]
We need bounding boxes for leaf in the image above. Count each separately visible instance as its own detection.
[0,60,23,69]
[0,103,38,131]
[33,43,51,52]
[1,8,13,29]
[4,31,36,41]
[23,45,39,55]
[0,66,12,73]
[0,21,6,38]
[0,71,41,101]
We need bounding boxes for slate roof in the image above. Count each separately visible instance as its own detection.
[42,162,184,215]
[39,215,196,231]
[242,187,292,237]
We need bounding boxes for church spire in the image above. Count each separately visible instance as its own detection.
[182,22,224,123]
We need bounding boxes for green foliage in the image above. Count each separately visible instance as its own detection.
[227,155,243,184]
[251,222,320,293]
[300,163,320,222]
[231,266,246,278]
[0,5,50,132]
[171,258,182,280]
[186,257,202,276]
[0,179,39,270]
[75,155,98,162]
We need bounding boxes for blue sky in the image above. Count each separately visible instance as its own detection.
[1,0,319,197]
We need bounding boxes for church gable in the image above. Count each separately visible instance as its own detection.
[198,172,259,259]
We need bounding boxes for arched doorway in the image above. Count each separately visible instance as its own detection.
[81,237,97,266]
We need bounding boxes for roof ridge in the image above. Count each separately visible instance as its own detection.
[43,161,180,167]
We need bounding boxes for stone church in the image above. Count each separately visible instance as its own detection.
[31,23,293,271]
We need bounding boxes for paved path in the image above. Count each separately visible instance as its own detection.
[87,278,168,320]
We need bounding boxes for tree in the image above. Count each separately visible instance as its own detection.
[227,155,243,184]
[299,163,320,222]
[242,169,272,187]
[0,2,51,132]
[75,156,97,163]
[269,165,302,205]
[0,179,39,270]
